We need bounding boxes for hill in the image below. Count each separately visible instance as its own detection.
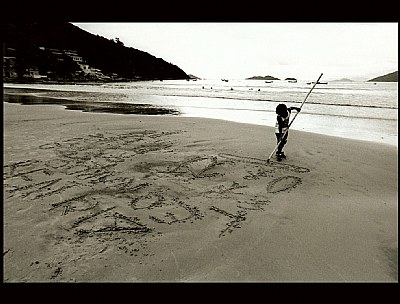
[368,71,398,82]
[3,21,189,82]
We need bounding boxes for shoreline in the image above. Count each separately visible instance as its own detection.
[3,102,398,282]
[3,87,398,147]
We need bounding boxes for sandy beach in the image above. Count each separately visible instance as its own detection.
[3,101,398,282]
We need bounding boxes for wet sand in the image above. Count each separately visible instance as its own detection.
[3,101,397,282]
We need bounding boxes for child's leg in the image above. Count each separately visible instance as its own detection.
[275,133,282,153]
[276,132,288,154]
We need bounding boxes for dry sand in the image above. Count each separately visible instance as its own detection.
[3,102,398,282]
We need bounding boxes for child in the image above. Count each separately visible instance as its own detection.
[275,103,301,161]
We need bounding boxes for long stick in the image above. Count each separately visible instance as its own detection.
[266,73,323,163]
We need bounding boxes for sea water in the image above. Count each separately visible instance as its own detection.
[4,79,398,146]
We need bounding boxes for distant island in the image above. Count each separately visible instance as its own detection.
[245,72,398,84]
[246,75,280,80]
[331,78,353,82]
[368,71,398,82]
[245,76,301,83]
[3,21,190,83]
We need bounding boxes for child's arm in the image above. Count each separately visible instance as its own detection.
[289,106,301,112]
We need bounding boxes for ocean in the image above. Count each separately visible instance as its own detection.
[4,79,398,146]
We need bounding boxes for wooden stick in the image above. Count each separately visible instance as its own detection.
[267,73,323,163]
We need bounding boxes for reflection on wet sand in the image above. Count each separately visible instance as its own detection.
[3,94,180,116]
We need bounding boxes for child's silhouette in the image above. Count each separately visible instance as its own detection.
[275,103,301,161]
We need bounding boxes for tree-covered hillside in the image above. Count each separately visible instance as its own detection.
[368,71,398,82]
[4,21,190,81]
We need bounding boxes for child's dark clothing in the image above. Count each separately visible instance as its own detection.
[275,104,301,160]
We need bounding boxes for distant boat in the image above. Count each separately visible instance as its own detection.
[288,80,297,83]
[265,80,273,83]
[307,81,328,85]
[221,79,229,82]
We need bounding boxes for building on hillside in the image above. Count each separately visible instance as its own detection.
[45,47,64,61]
[42,47,109,80]
[78,63,90,74]
[3,57,18,79]
[3,46,18,79]
[85,67,110,80]
[64,50,83,63]
[39,47,82,63]
[7,46,113,81]
[23,67,47,79]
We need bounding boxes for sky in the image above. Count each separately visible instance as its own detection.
[72,22,398,81]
